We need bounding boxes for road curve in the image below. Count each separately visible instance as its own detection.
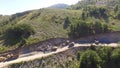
[0,43,118,68]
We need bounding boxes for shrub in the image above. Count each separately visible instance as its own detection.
[4,23,35,46]
[5,23,35,39]
[79,50,101,68]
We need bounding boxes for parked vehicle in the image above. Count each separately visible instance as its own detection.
[51,46,58,51]
[65,40,70,45]
[95,40,99,45]
[6,54,14,58]
[68,42,74,48]
[0,57,7,62]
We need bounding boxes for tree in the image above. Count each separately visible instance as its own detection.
[114,5,119,13]
[102,23,109,33]
[69,20,110,38]
[111,48,120,68]
[82,12,86,20]
[63,17,71,29]
[115,10,120,19]
[69,21,89,38]
[93,21,103,34]
[97,46,112,68]
[77,51,81,61]
[79,50,101,68]
[6,23,35,39]
[89,7,108,19]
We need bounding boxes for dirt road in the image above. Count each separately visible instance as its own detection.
[0,43,118,68]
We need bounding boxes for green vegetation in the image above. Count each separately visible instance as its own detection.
[115,10,120,19]
[69,21,109,38]
[97,46,112,68]
[70,0,120,10]
[79,50,101,68]
[3,23,35,46]
[88,7,108,19]
[77,46,120,68]
[111,48,120,68]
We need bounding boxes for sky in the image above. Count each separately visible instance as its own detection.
[0,0,80,15]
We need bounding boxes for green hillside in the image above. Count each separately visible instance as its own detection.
[0,0,120,52]
[70,0,120,10]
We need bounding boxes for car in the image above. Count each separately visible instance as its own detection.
[95,40,99,45]
[51,46,58,51]
[68,42,74,48]
[65,40,70,45]
[6,54,13,58]
[0,57,7,62]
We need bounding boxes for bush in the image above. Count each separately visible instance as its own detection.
[79,50,101,68]
[7,23,35,39]
[4,23,35,46]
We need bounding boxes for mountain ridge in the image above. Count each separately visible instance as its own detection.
[48,3,69,9]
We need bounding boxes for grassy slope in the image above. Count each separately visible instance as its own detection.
[16,9,82,42]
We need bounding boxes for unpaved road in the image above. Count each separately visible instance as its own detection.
[0,43,118,68]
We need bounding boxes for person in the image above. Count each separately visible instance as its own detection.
[43,48,46,54]
[66,40,70,45]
